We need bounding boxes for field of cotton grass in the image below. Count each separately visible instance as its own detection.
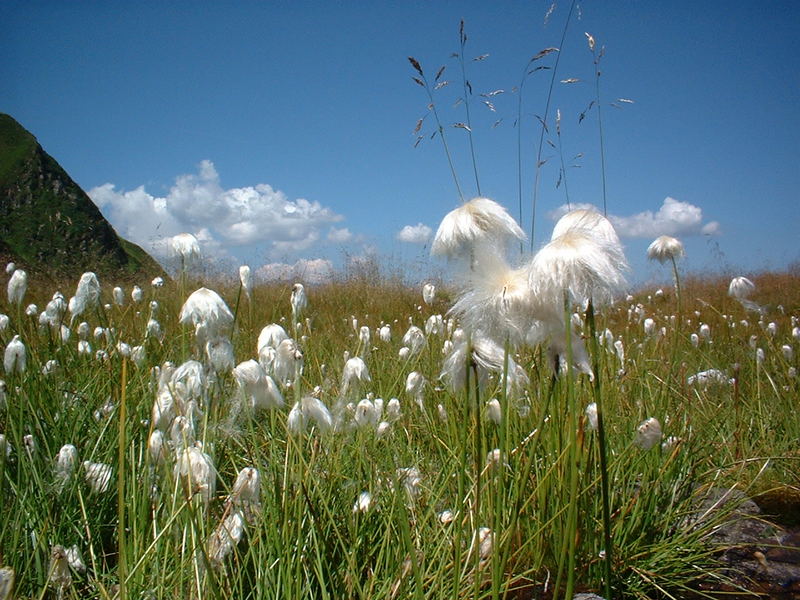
[1,203,799,600]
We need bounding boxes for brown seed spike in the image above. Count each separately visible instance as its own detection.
[412,77,425,88]
[434,65,446,82]
[473,54,489,61]
[408,57,424,76]
[532,47,559,61]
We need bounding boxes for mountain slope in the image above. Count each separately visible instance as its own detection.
[0,113,164,279]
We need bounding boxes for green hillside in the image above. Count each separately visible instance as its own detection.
[0,113,164,279]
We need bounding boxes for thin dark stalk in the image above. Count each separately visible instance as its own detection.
[555,109,572,208]
[458,19,481,196]
[530,0,577,250]
[588,38,608,215]
[409,57,464,201]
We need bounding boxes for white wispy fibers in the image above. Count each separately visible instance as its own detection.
[207,511,245,568]
[396,467,422,500]
[77,340,92,356]
[112,286,125,306]
[0,379,6,411]
[353,491,373,513]
[287,394,333,433]
[171,360,207,406]
[148,430,167,464]
[687,369,733,387]
[151,360,205,431]
[422,282,436,305]
[354,398,381,428]
[69,272,101,321]
[0,314,9,333]
[24,303,37,317]
[585,402,598,431]
[257,323,289,353]
[643,318,656,336]
[431,197,526,259]
[174,445,216,506]
[5,262,14,274]
[171,232,201,261]
[23,434,36,457]
[205,337,235,373]
[83,461,112,493]
[4,335,26,374]
[48,545,72,590]
[273,338,304,386]
[290,283,308,321]
[528,226,627,309]
[341,356,371,399]
[405,371,426,409]
[634,417,662,450]
[728,276,755,300]
[551,208,622,248]
[0,566,15,600]
[228,466,261,512]
[179,288,234,339]
[152,276,165,288]
[379,324,391,343]
[131,285,144,303]
[358,325,371,356]
[486,398,502,425]
[646,236,684,263]
[449,256,534,346]
[239,265,253,299]
[65,545,86,573]
[54,444,78,490]
[233,360,284,410]
[7,269,27,306]
[386,397,401,421]
[440,336,529,398]
[402,325,426,355]
[169,415,196,450]
[0,434,11,459]
[425,314,444,336]
[146,318,163,341]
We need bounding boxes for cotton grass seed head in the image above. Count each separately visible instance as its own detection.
[7,269,27,306]
[431,197,525,259]
[634,417,662,450]
[4,335,26,375]
[179,288,234,339]
[647,236,684,263]
[171,232,201,261]
[728,276,755,299]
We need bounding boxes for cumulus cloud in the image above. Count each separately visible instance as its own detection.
[88,160,344,259]
[396,223,432,244]
[256,258,334,285]
[327,227,353,243]
[547,197,720,238]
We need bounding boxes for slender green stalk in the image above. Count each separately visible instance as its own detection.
[586,300,614,600]
[117,358,128,600]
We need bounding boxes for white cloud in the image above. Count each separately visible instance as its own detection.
[327,227,353,243]
[396,223,432,244]
[88,160,344,259]
[548,197,720,239]
[256,258,334,285]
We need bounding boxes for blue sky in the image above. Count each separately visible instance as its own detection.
[3,1,799,285]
